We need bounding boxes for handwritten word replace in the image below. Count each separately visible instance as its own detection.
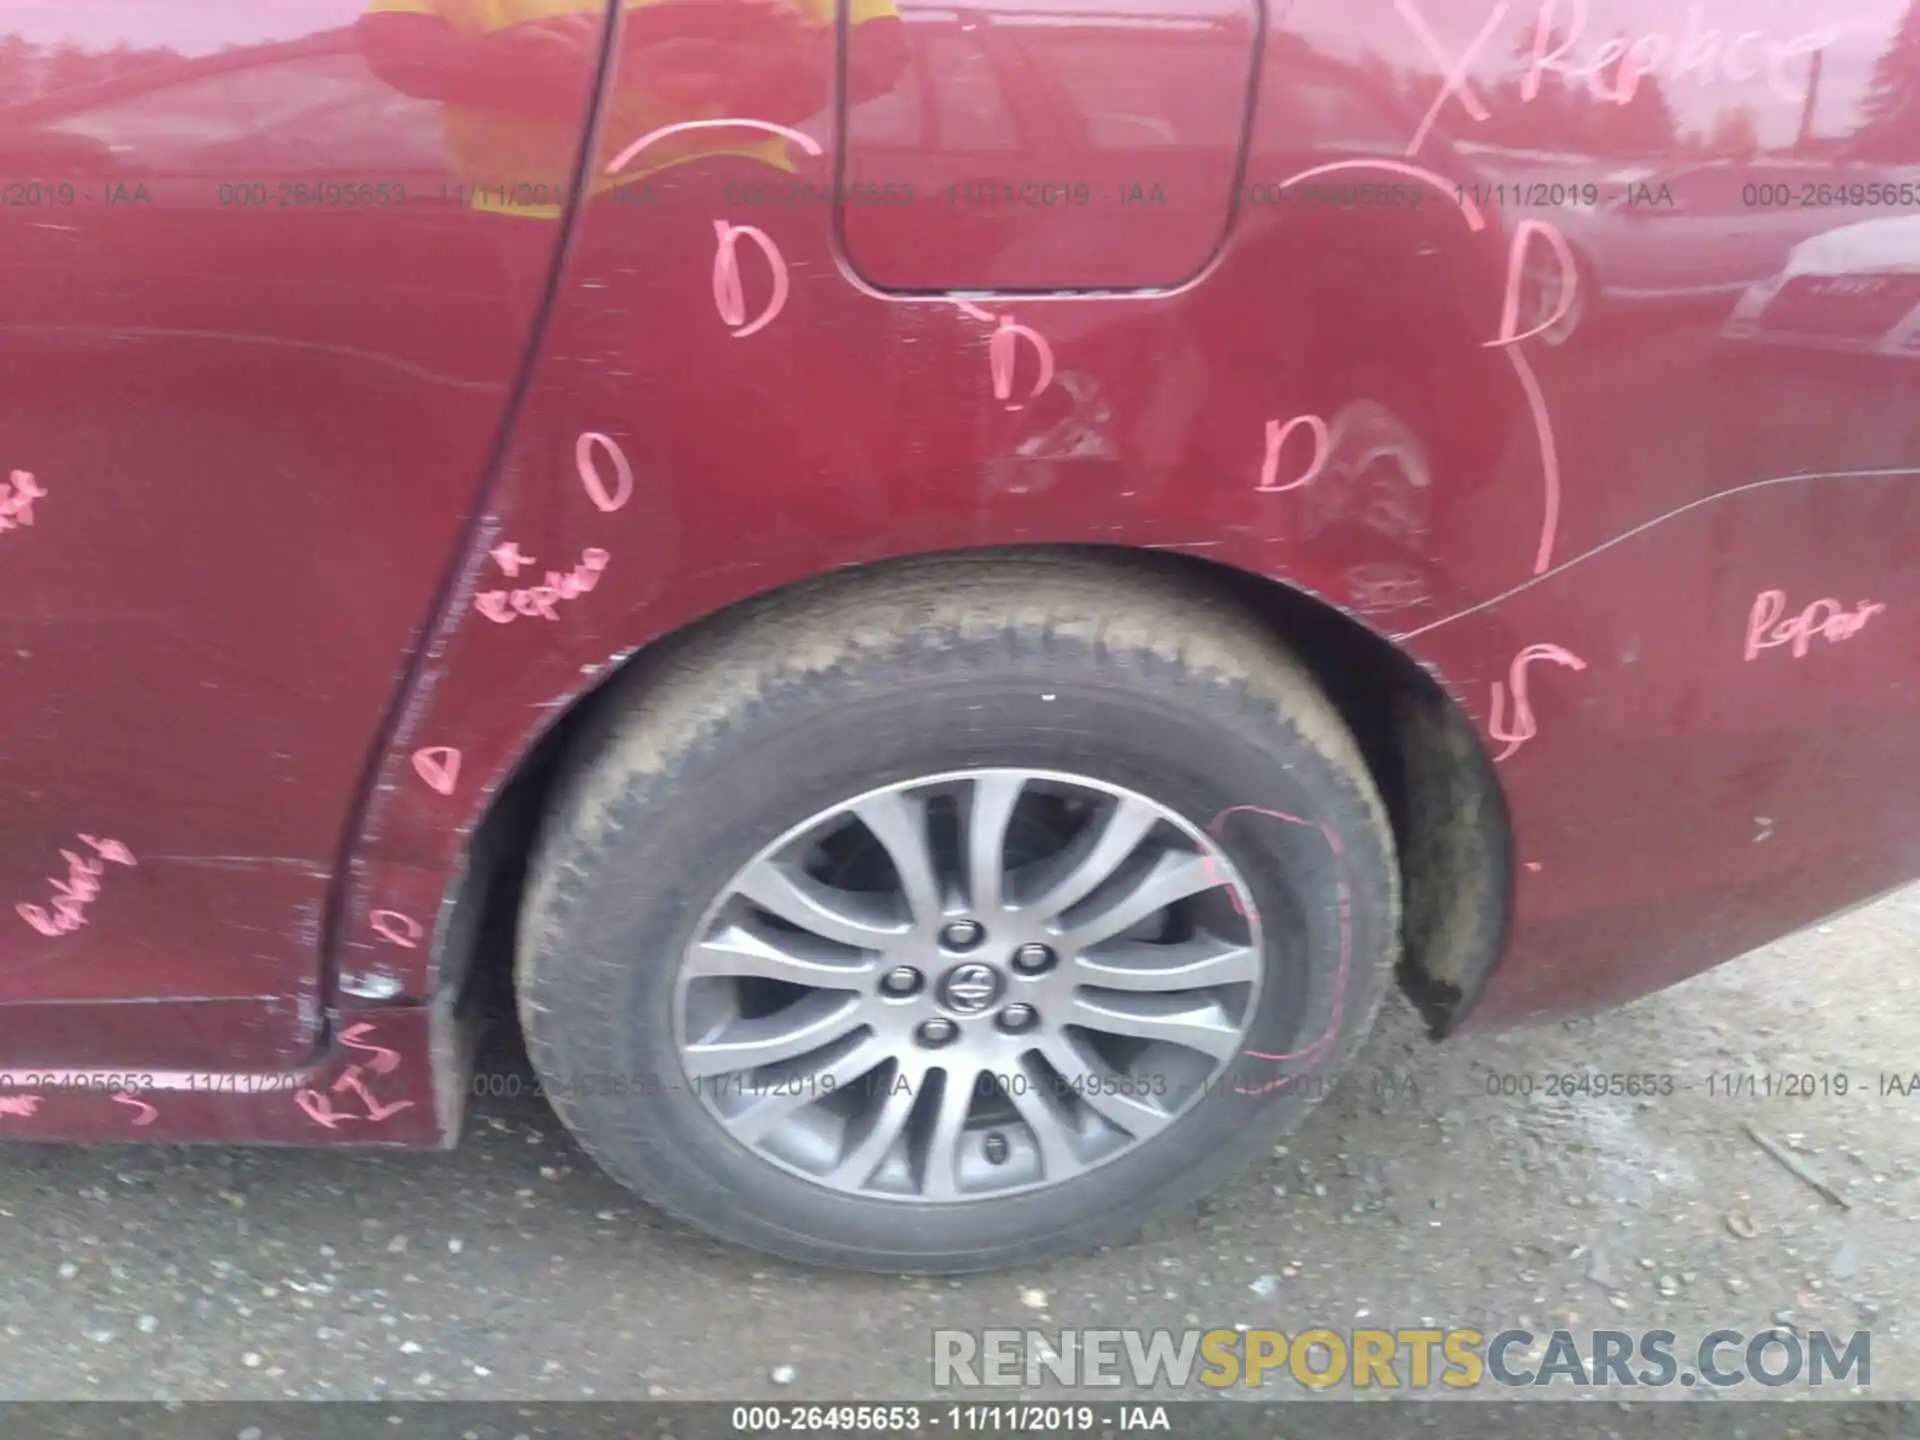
[1400,0,1838,156]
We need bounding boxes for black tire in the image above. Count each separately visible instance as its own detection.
[516,551,1399,1272]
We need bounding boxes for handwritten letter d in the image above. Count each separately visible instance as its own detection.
[711,220,790,339]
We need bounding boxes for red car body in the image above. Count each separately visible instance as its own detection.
[0,0,1915,1147]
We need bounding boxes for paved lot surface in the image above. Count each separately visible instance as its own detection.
[1,886,1915,1403]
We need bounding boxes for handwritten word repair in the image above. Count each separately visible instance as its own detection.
[1744,591,1884,661]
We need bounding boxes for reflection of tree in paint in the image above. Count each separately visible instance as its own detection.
[0,36,186,106]
[1430,21,1680,156]
[1708,104,1762,160]
[1590,36,1680,154]
[1854,1,1920,161]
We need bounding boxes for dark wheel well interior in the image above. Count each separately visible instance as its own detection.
[449,546,1512,1047]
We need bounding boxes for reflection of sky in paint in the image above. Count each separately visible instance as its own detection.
[4,0,359,57]
[1303,0,1916,149]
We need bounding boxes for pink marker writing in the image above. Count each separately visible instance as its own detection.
[1399,0,1507,157]
[1744,590,1884,661]
[474,548,610,626]
[489,541,535,578]
[711,220,789,339]
[606,118,821,178]
[575,432,634,514]
[1490,218,1579,348]
[111,1091,158,1126]
[296,1051,412,1129]
[369,909,424,949]
[989,317,1055,411]
[340,1023,402,1076]
[1488,643,1587,762]
[1399,0,1838,155]
[0,1095,41,1119]
[1257,414,1331,494]
[16,834,136,938]
[410,746,461,796]
[0,469,46,533]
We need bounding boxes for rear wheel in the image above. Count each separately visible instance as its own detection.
[517,553,1399,1271]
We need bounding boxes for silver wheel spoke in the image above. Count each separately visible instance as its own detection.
[687,924,880,987]
[1039,1037,1176,1140]
[1056,850,1219,949]
[850,791,946,931]
[964,771,1025,914]
[1025,796,1160,922]
[724,1039,892,1146]
[1073,936,1260,992]
[1002,1064,1079,1179]
[683,992,867,1079]
[735,858,908,949]
[822,1072,920,1190]
[920,1063,979,1201]
[1066,991,1243,1061]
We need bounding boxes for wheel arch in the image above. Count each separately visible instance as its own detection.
[456,544,1512,1044]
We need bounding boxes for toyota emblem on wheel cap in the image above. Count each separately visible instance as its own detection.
[939,962,1005,1014]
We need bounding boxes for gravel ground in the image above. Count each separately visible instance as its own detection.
[0,886,1914,1403]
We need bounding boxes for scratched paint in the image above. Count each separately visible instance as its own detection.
[15,835,137,938]
[1745,590,1885,661]
[0,469,45,534]
[1488,643,1588,762]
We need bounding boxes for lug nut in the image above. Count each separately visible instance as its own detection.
[940,919,985,950]
[917,1017,959,1047]
[1011,943,1055,975]
[983,1131,1011,1165]
[880,965,923,997]
[997,1003,1038,1034]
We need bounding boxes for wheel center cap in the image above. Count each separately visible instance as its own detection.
[937,961,1005,1015]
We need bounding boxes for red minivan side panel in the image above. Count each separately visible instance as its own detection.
[3,0,1918,1149]
[333,0,1920,1061]
[0,1,604,1067]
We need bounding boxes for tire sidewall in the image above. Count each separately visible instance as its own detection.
[523,642,1393,1268]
